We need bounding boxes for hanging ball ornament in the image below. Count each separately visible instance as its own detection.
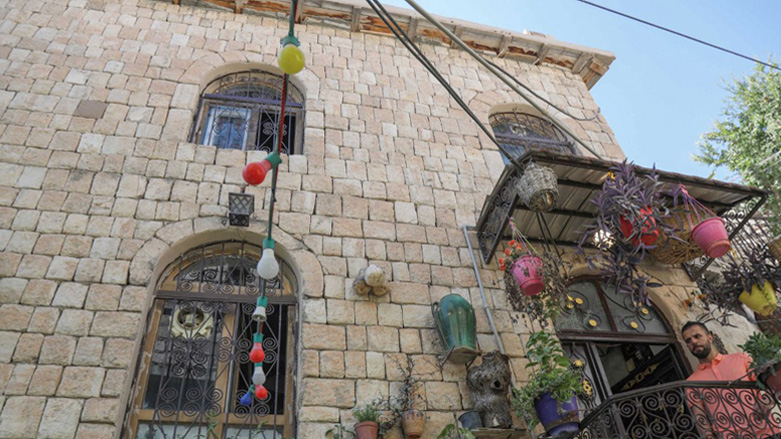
[255,385,269,400]
[240,389,254,406]
[243,162,268,186]
[249,342,266,364]
[278,43,305,75]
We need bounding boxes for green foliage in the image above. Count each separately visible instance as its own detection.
[739,331,781,371]
[353,402,381,423]
[695,61,781,234]
[326,424,355,439]
[436,422,476,439]
[511,331,582,430]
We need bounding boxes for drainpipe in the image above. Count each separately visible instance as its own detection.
[463,225,505,355]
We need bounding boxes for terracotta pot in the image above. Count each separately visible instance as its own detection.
[760,363,781,396]
[618,206,659,246]
[691,217,730,258]
[511,255,544,296]
[401,410,425,439]
[354,421,379,439]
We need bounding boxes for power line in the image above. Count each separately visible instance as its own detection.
[576,0,780,72]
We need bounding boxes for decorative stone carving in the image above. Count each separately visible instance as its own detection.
[466,351,513,428]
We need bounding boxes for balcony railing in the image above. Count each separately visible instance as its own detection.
[561,380,781,439]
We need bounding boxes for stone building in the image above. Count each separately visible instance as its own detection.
[0,0,771,438]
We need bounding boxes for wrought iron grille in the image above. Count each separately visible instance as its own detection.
[125,242,297,439]
[489,112,575,161]
[562,380,781,439]
[191,71,304,154]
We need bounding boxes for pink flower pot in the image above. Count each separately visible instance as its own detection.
[691,217,730,258]
[512,255,544,296]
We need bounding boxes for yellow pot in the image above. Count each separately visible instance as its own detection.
[739,281,778,317]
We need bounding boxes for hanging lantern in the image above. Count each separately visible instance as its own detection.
[257,237,279,280]
[277,36,305,75]
[252,365,267,386]
[240,388,254,406]
[243,152,281,186]
[255,385,269,400]
[249,333,265,363]
[252,296,269,323]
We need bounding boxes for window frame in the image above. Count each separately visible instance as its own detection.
[489,111,575,161]
[124,241,298,439]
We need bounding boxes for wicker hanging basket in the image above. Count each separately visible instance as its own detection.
[517,162,559,212]
[769,235,781,262]
[651,185,728,264]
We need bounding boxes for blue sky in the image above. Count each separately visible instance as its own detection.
[381,0,780,181]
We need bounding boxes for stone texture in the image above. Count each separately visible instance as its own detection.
[0,396,46,439]
[37,398,84,439]
[57,367,105,398]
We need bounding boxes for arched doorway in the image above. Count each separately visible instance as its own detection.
[555,278,690,410]
[124,240,297,439]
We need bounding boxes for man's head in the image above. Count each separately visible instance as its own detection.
[681,321,714,361]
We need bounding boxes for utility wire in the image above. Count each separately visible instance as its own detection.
[576,0,780,72]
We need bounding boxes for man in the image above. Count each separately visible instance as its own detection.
[682,321,780,438]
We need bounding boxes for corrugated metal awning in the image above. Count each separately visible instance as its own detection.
[475,150,768,265]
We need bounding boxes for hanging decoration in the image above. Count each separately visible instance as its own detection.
[249,333,266,364]
[252,296,269,322]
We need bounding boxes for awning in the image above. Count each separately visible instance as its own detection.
[475,150,769,271]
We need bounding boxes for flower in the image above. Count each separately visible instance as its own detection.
[505,248,512,256]
[509,240,517,247]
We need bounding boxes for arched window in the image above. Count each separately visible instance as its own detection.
[489,111,574,162]
[124,241,297,439]
[190,70,305,155]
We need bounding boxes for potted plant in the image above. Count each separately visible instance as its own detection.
[738,331,781,394]
[498,220,543,296]
[724,245,781,316]
[386,357,427,439]
[668,184,731,258]
[437,417,476,439]
[511,331,582,437]
[353,402,381,439]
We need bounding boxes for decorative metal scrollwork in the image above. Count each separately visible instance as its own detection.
[477,168,523,263]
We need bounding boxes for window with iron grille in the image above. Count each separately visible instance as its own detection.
[190,71,304,155]
[489,112,574,162]
[123,241,297,439]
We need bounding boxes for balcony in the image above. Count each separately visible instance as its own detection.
[561,380,781,439]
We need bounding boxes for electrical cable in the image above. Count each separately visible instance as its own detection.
[400,0,603,158]
[576,0,779,72]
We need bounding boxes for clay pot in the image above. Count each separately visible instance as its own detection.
[354,421,379,439]
[511,255,544,296]
[691,217,730,258]
[401,410,425,439]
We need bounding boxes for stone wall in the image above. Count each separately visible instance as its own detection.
[0,0,641,438]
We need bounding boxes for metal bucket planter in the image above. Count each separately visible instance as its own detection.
[432,294,478,363]
[457,410,483,430]
[517,163,559,212]
[738,280,778,317]
[534,393,580,437]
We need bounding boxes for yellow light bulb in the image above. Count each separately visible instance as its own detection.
[278,43,305,75]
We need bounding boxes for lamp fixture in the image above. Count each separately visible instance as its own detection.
[228,192,254,227]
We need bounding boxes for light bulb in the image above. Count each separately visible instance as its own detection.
[252,366,266,386]
[240,389,253,406]
[257,248,279,280]
[255,385,268,400]
[278,43,305,75]
[249,342,265,363]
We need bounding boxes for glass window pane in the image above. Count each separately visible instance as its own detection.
[202,106,251,150]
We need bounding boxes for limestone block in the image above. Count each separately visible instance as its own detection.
[101,369,127,397]
[90,312,140,339]
[319,351,345,378]
[7,231,38,254]
[5,364,35,395]
[367,326,399,352]
[356,379,389,404]
[118,286,146,312]
[39,335,77,366]
[0,278,27,304]
[28,365,63,396]
[57,367,105,398]
[377,303,402,327]
[303,299,326,324]
[36,398,84,439]
[12,333,44,363]
[0,396,46,439]
[0,332,21,363]
[302,324,346,351]
[102,338,134,368]
[74,258,106,283]
[74,423,115,439]
[55,309,93,336]
[52,282,88,308]
[11,210,40,232]
[425,381,462,410]
[400,329,423,354]
[344,351,367,379]
[354,302,377,325]
[327,299,355,325]
[33,234,65,256]
[299,406,340,423]
[45,256,79,280]
[346,325,368,351]
[73,337,104,366]
[27,307,60,334]
[81,397,119,424]
[301,378,355,408]
[389,282,430,305]
[102,260,130,284]
[0,305,33,331]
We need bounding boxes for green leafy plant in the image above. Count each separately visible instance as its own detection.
[436,420,475,439]
[739,332,781,371]
[326,424,355,439]
[353,402,381,423]
[511,331,582,430]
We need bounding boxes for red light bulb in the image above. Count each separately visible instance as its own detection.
[243,162,268,186]
[249,342,265,363]
[255,385,268,399]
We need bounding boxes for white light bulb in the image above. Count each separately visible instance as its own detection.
[257,248,279,280]
[252,366,266,386]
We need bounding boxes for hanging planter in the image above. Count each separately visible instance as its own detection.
[401,410,425,439]
[431,294,478,363]
[738,280,778,317]
[512,255,544,296]
[691,217,730,258]
[517,162,559,212]
[618,206,659,246]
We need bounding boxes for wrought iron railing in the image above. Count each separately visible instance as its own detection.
[562,380,781,439]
